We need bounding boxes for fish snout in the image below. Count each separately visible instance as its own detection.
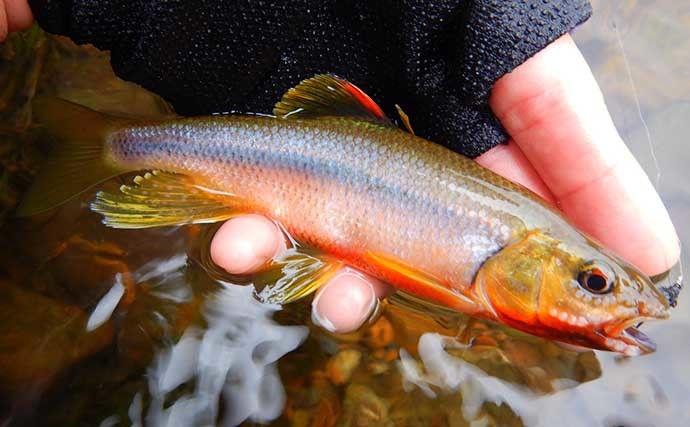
[638,299,670,320]
[629,271,671,318]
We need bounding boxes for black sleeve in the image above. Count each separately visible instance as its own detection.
[29,0,591,158]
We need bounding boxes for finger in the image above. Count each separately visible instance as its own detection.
[311,267,392,333]
[210,214,286,274]
[0,1,8,42]
[490,34,679,275]
[5,0,33,32]
[209,214,394,333]
[475,139,555,204]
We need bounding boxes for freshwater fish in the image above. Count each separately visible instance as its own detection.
[19,75,669,355]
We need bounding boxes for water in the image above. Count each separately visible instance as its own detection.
[1,2,689,425]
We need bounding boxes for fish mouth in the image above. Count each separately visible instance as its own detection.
[620,325,656,353]
[601,318,657,355]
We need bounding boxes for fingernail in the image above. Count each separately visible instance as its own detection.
[311,270,377,334]
[210,214,284,274]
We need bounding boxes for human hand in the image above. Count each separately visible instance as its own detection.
[210,214,391,333]
[210,34,679,334]
[482,34,679,276]
[0,0,33,42]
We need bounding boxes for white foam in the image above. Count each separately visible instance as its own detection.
[86,273,125,332]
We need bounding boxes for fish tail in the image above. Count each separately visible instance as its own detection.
[17,98,133,216]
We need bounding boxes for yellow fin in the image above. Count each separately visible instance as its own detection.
[256,248,343,304]
[395,104,415,135]
[90,171,240,228]
[273,74,394,126]
[388,291,466,330]
[364,251,481,314]
[17,98,132,216]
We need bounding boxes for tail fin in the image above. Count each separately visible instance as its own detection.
[17,98,132,216]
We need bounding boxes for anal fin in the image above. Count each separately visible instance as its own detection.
[90,171,240,229]
[364,251,482,315]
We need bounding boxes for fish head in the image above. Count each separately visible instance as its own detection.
[475,231,669,355]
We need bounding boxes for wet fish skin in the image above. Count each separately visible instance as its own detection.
[106,113,668,355]
[21,75,670,354]
[107,115,527,288]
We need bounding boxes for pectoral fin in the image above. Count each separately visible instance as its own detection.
[254,248,343,304]
[364,251,481,314]
[90,171,240,228]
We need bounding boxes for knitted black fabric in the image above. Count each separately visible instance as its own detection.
[29,0,591,158]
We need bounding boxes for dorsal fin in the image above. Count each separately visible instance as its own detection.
[273,74,393,125]
[395,104,415,135]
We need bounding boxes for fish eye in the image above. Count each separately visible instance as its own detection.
[578,263,615,294]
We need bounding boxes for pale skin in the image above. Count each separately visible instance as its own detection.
[3,6,679,333]
[0,0,32,41]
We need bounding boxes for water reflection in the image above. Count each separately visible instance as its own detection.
[397,329,689,426]
[138,285,307,426]
[87,273,126,331]
[398,333,529,411]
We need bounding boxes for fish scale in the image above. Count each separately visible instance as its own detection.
[109,116,528,288]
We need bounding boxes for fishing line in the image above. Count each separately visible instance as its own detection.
[612,20,661,190]
[612,18,683,307]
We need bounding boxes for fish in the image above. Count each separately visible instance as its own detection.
[19,74,669,355]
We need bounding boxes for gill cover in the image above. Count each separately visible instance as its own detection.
[474,228,670,353]
[474,231,554,325]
